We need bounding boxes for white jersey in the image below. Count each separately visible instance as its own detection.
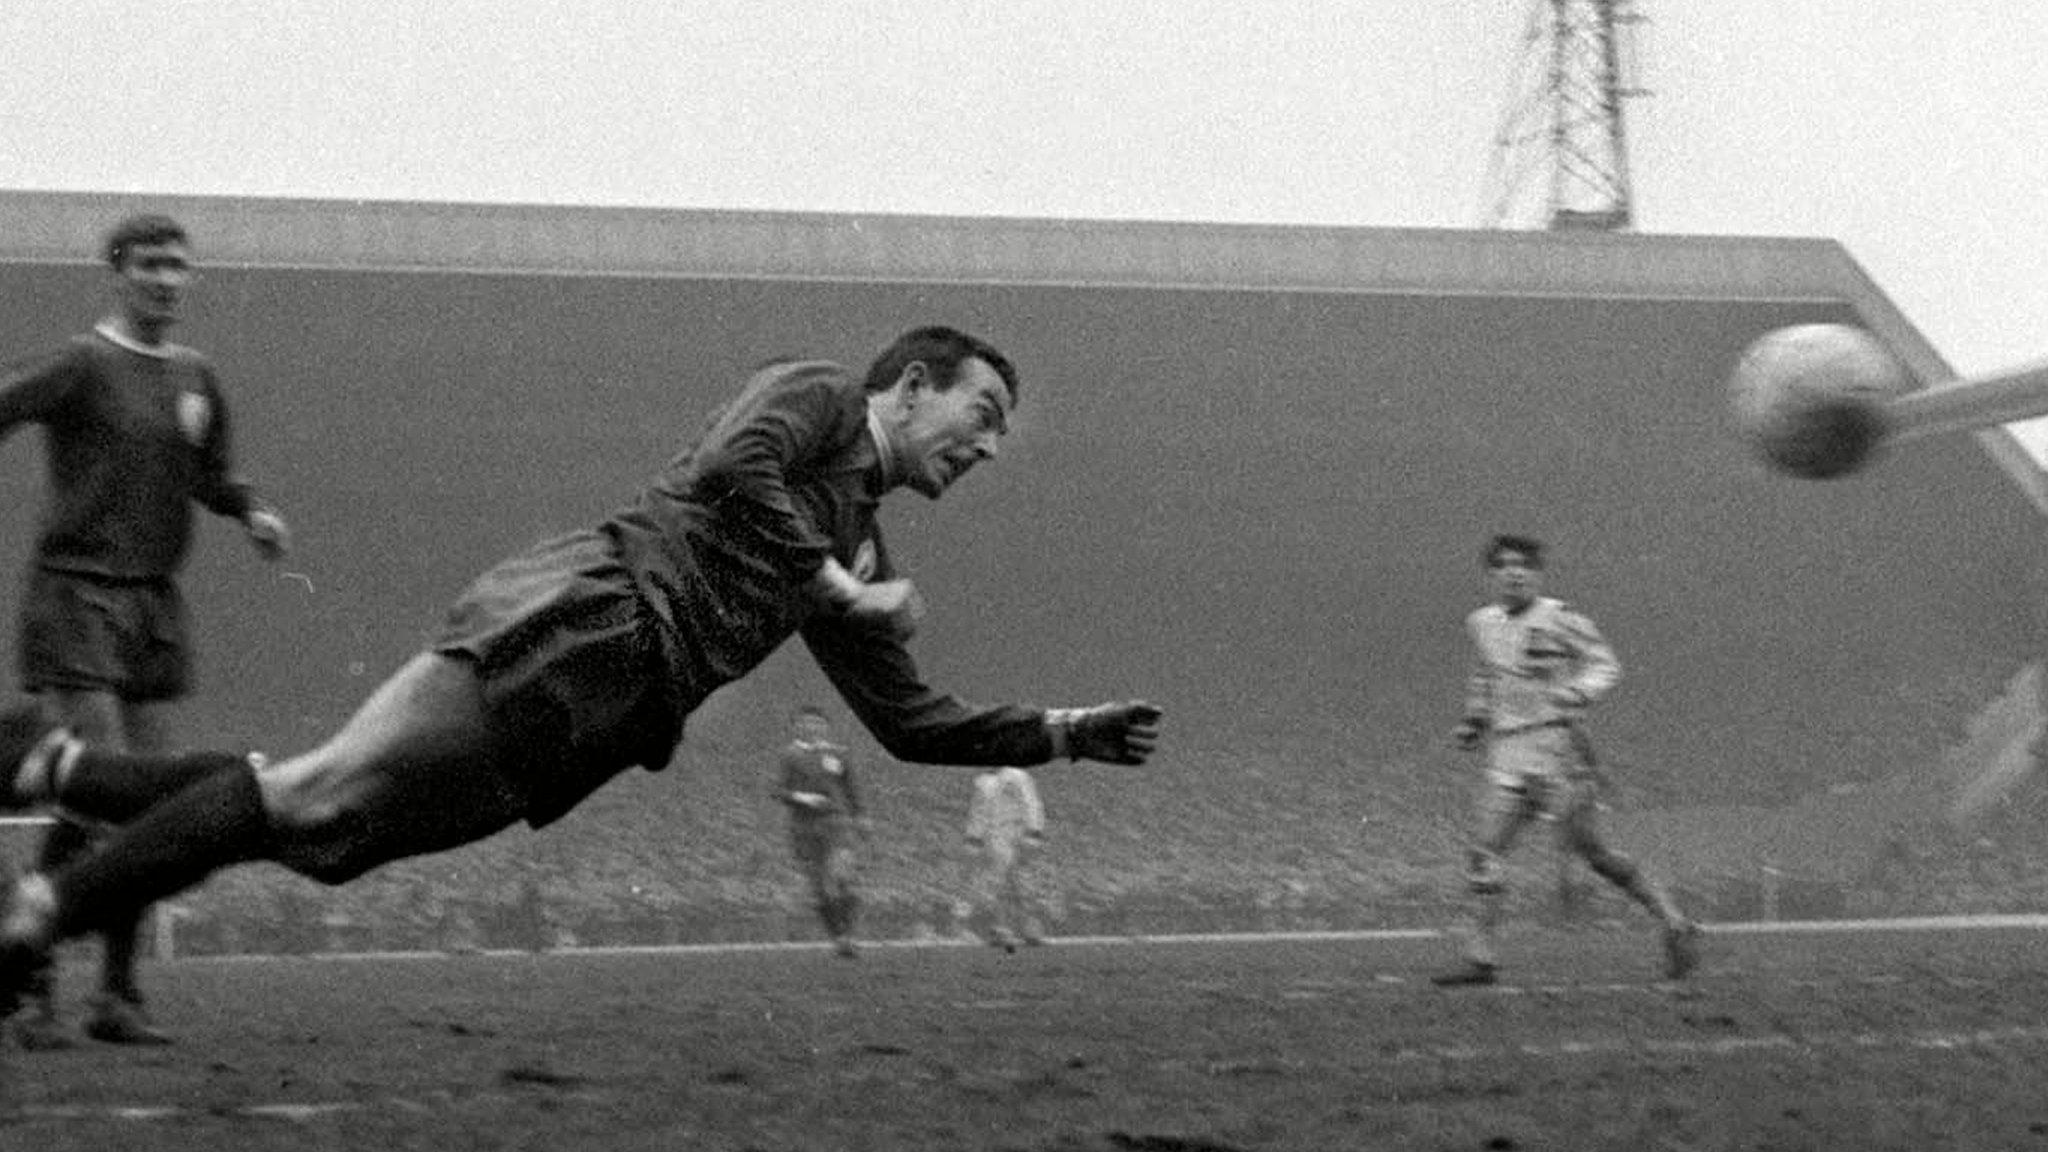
[967,767,1044,843]
[1463,596,1619,735]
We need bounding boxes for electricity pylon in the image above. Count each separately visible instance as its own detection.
[1482,0,1649,231]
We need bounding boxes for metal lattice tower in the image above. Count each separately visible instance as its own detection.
[1482,0,1649,231]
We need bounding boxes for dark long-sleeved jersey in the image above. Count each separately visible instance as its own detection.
[777,739,861,820]
[0,327,264,579]
[603,359,1059,767]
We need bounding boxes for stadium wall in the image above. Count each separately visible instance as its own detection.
[1,192,2043,946]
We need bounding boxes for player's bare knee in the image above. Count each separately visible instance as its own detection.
[257,749,369,831]
[255,753,386,881]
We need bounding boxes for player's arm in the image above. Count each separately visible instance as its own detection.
[187,369,290,560]
[808,557,922,640]
[694,365,855,584]
[1019,771,1046,840]
[798,614,1160,767]
[841,754,864,821]
[1550,608,1621,707]
[1453,620,1494,748]
[0,344,85,440]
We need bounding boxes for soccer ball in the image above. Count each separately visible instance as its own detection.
[1727,323,1912,479]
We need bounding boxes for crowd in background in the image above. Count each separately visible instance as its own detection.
[95,740,2048,959]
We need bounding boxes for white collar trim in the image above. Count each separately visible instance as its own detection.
[94,321,182,360]
[865,402,903,489]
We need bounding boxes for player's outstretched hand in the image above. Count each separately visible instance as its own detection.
[810,559,924,640]
[841,578,924,640]
[1064,701,1163,765]
[245,509,291,562]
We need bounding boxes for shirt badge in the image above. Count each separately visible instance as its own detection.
[176,391,211,446]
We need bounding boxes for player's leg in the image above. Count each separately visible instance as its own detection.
[14,688,125,1050]
[1434,769,1537,986]
[1557,786,1700,979]
[1,713,266,821]
[790,823,832,937]
[983,838,1021,950]
[995,841,1036,946]
[1011,844,1045,946]
[13,572,193,1044]
[0,654,530,1008]
[79,697,177,1045]
[256,653,534,878]
[83,579,193,1042]
[824,836,860,957]
[9,568,126,1049]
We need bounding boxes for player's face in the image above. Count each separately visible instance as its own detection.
[1489,550,1542,610]
[895,358,1012,499]
[114,240,195,334]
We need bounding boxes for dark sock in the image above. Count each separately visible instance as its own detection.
[50,762,272,941]
[98,908,144,1000]
[34,815,93,871]
[56,750,253,824]
[35,812,149,998]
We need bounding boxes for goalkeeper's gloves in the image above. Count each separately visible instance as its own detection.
[1045,701,1163,765]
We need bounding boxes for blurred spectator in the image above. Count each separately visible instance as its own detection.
[966,766,1047,950]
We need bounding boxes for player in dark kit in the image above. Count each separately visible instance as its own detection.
[0,214,290,1047]
[775,706,869,956]
[0,326,1161,1023]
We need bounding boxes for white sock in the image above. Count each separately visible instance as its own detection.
[1,872,57,945]
[12,729,77,805]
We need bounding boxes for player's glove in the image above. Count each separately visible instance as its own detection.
[1452,716,1487,751]
[1047,701,1163,765]
[844,578,924,640]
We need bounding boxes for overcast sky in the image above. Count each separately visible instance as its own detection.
[6,1,2047,437]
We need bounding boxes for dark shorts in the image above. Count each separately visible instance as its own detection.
[433,530,680,828]
[17,568,189,701]
[789,814,853,869]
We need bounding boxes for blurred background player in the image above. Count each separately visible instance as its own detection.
[0,214,289,1047]
[965,765,1047,951]
[1433,534,1697,987]
[0,326,1161,1030]
[775,706,868,956]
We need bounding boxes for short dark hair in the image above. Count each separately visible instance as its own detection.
[792,705,829,723]
[1485,534,1546,569]
[103,214,189,270]
[861,326,1020,404]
